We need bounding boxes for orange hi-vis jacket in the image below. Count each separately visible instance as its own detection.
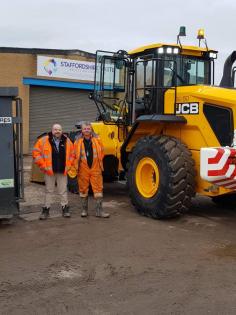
[73,136,104,172]
[32,134,74,176]
[74,136,104,171]
[74,135,104,196]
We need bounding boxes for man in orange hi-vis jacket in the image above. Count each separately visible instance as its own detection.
[74,121,110,218]
[32,124,74,220]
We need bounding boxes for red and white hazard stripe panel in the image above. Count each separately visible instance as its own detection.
[200,147,236,190]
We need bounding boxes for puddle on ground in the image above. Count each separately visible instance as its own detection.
[212,244,236,259]
[103,200,127,208]
[54,268,83,280]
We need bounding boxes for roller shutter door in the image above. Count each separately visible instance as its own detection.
[29,86,97,148]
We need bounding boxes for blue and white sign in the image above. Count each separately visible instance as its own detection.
[37,56,96,81]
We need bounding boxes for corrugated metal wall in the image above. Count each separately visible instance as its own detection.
[29,86,97,148]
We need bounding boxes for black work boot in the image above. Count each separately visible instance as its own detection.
[62,205,71,218]
[39,207,50,220]
[81,197,88,217]
[95,198,110,218]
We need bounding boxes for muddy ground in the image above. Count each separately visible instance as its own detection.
[0,159,236,314]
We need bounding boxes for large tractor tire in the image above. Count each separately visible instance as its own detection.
[103,155,119,182]
[67,174,79,194]
[127,135,196,219]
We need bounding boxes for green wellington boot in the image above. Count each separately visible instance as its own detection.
[95,197,110,218]
[81,196,88,217]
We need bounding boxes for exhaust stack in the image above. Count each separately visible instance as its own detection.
[220,51,236,88]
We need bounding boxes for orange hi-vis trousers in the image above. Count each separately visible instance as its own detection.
[78,158,103,198]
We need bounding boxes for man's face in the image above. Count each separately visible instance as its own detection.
[82,125,92,138]
[52,124,62,138]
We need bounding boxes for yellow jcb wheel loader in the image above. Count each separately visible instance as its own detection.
[87,27,236,219]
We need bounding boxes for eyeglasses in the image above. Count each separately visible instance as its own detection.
[82,127,92,131]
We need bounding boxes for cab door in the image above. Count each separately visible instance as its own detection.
[93,50,132,126]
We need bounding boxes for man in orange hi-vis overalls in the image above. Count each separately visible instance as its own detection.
[73,122,110,218]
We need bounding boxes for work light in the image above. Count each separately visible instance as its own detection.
[166,47,172,54]
[173,48,180,54]
[157,47,164,54]
[209,52,217,59]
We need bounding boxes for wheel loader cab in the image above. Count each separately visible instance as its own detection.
[93,46,214,125]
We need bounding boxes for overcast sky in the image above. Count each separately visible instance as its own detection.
[1,0,236,83]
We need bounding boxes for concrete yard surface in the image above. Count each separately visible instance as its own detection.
[0,161,236,314]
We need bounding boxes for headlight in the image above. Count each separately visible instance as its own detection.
[173,48,179,54]
[209,52,217,59]
[157,46,180,55]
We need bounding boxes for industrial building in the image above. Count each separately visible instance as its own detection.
[0,47,96,153]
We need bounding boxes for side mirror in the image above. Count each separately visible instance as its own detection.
[88,92,94,100]
[75,121,82,130]
[115,59,124,70]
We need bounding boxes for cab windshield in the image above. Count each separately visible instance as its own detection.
[163,55,211,87]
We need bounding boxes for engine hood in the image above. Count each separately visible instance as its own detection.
[177,85,236,107]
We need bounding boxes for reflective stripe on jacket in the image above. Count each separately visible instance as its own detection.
[32,135,74,176]
[74,136,104,171]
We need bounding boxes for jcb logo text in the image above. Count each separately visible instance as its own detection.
[175,103,199,115]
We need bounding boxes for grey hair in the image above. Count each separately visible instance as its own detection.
[81,121,94,132]
[78,121,98,138]
[81,121,92,128]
